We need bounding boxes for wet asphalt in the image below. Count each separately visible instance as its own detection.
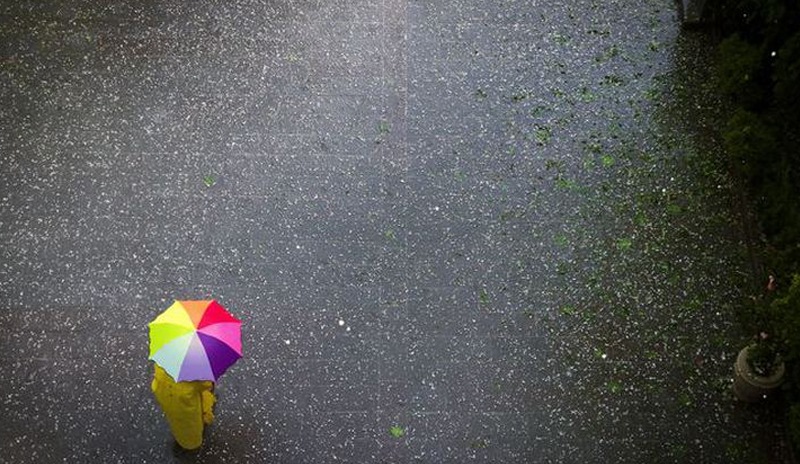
[0,0,786,462]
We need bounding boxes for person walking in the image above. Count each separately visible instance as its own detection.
[148,300,243,451]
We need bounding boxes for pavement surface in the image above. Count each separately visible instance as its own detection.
[0,0,787,463]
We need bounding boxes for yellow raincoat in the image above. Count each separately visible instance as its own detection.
[151,364,216,450]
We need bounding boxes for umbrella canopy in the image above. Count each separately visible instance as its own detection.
[149,300,242,382]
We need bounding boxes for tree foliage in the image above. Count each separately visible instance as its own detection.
[707,0,800,453]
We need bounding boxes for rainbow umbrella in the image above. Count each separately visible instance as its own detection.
[149,300,242,382]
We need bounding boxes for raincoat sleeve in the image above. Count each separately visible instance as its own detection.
[201,386,216,425]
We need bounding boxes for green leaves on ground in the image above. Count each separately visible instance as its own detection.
[375,120,390,144]
[616,238,633,251]
[389,425,405,438]
[606,379,622,394]
[469,439,489,449]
